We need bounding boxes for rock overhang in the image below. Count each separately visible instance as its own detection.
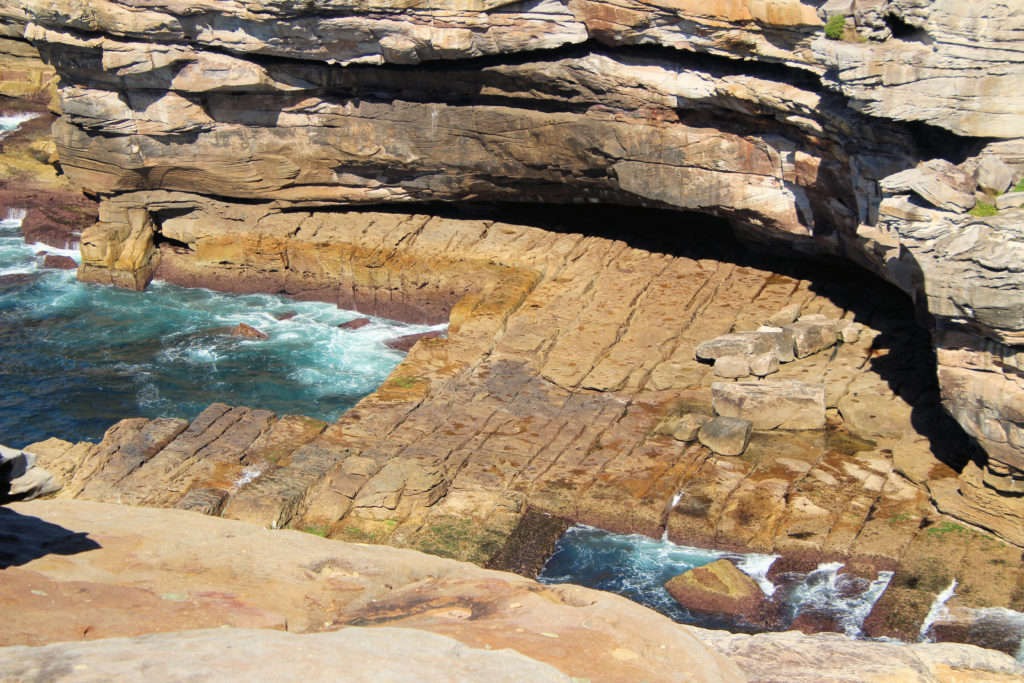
[1,0,1023,606]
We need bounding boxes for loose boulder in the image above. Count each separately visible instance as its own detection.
[339,317,372,330]
[783,315,837,358]
[748,351,779,377]
[665,559,769,626]
[712,381,826,430]
[879,159,976,212]
[41,254,77,270]
[698,417,753,456]
[975,156,1014,195]
[1,445,60,503]
[230,323,268,339]
[695,332,772,362]
[756,326,796,363]
[713,354,750,379]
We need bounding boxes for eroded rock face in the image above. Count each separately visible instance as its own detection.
[665,558,769,625]
[4,0,1024,644]
[7,0,1023,491]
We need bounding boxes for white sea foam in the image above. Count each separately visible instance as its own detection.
[0,113,38,130]
[233,463,266,490]
[735,553,781,598]
[919,579,958,641]
[4,208,27,223]
[31,241,81,262]
[782,562,894,637]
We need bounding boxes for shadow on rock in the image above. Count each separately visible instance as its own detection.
[0,507,100,569]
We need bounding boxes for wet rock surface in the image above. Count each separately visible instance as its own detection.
[40,253,75,269]
[665,559,769,626]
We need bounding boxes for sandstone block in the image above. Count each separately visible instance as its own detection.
[748,351,779,377]
[880,160,976,213]
[975,156,1014,195]
[995,191,1024,210]
[765,303,801,326]
[757,326,796,363]
[665,559,767,624]
[836,321,860,343]
[712,381,826,430]
[695,332,772,362]
[698,417,753,456]
[670,414,712,442]
[783,317,837,358]
[713,354,750,378]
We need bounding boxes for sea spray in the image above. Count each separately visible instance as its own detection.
[774,561,893,637]
[0,210,444,447]
[919,579,958,641]
[661,490,684,541]
[0,113,37,137]
[539,525,779,632]
[540,524,894,637]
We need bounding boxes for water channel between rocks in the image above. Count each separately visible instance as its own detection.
[0,207,443,448]
[538,524,893,636]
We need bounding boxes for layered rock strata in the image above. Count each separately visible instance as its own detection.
[25,208,1024,643]
[4,0,1024,651]
[5,0,1024,517]
[3,499,1022,682]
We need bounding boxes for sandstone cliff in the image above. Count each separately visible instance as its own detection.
[3,0,1024,654]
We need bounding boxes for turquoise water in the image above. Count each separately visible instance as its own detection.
[0,208,442,448]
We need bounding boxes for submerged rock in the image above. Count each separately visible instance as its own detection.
[229,323,268,339]
[339,317,371,330]
[0,273,39,287]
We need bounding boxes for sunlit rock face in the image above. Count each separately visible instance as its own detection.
[4,1,1024,541]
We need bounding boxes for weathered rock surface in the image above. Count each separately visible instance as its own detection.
[4,0,1024,492]
[712,381,826,430]
[3,0,1024,652]
[697,417,753,457]
[0,499,743,681]
[0,445,59,503]
[665,559,769,625]
[22,207,1024,643]
[702,629,1024,683]
[0,628,573,683]
[3,500,1022,683]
